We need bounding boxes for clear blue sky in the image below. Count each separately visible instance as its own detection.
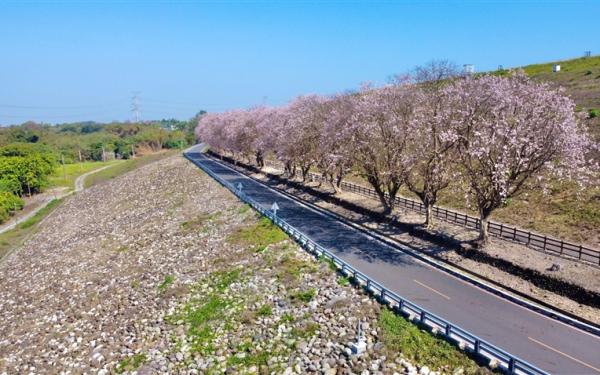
[1,1,598,125]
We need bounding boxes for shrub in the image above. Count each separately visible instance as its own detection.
[589,108,599,119]
[0,191,24,224]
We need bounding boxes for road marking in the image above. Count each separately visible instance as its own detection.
[413,279,451,300]
[528,336,600,373]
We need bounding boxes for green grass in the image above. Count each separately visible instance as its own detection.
[84,151,178,188]
[290,288,316,303]
[167,269,243,355]
[0,198,63,260]
[379,308,489,374]
[228,216,288,252]
[115,353,147,374]
[48,160,120,190]
[256,304,273,317]
[158,274,175,293]
[337,276,351,286]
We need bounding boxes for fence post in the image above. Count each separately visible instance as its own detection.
[560,240,564,255]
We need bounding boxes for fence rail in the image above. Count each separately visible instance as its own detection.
[186,152,548,375]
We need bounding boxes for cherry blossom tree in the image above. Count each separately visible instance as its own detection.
[445,72,596,245]
[316,94,357,193]
[350,83,423,214]
[278,95,328,181]
[406,61,461,228]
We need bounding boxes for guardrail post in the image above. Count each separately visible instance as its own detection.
[380,288,386,301]
[508,358,515,374]
[474,339,480,354]
[420,311,426,323]
[445,324,451,336]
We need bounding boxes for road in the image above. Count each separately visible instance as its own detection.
[186,152,600,375]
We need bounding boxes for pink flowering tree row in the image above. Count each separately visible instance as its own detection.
[196,71,596,245]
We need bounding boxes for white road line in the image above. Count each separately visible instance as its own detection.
[528,336,600,373]
[414,279,451,300]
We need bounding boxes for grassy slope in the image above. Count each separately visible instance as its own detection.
[48,160,121,190]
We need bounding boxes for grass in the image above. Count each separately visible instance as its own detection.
[115,353,147,374]
[0,198,63,260]
[290,288,317,303]
[256,304,273,317]
[167,269,243,355]
[158,274,175,293]
[378,308,489,374]
[84,151,178,188]
[48,160,120,190]
[228,216,288,252]
[180,212,222,232]
[337,276,351,286]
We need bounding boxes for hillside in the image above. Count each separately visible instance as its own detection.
[498,55,600,134]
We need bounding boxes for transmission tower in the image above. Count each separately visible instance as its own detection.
[131,92,141,123]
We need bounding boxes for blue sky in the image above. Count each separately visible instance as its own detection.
[1,1,599,125]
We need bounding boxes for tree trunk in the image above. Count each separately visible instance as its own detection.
[424,203,434,229]
[478,214,490,247]
[255,151,264,169]
[301,166,310,182]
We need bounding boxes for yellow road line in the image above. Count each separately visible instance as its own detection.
[528,336,600,373]
[413,279,451,300]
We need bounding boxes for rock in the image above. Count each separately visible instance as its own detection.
[547,263,562,272]
[419,365,430,375]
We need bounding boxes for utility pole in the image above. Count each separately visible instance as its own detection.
[131,91,141,123]
[102,145,106,163]
[131,144,136,159]
[78,148,83,172]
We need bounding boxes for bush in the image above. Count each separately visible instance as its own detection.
[589,109,599,119]
[0,191,24,223]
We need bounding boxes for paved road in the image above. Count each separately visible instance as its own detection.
[186,152,600,375]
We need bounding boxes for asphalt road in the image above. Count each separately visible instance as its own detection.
[186,152,600,375]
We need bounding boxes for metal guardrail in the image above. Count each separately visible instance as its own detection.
[185,152,548,375]
[260,160,600,267]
